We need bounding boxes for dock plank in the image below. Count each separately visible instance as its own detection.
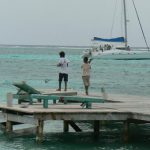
[0,93,150,121]
[0,93,150,141]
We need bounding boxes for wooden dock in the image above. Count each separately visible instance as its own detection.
[0,90,150,142]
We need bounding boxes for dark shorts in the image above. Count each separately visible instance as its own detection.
[59,73,68,82]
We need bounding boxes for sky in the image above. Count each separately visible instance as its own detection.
[0,0,149,46]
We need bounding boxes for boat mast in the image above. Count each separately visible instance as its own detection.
[123,0,128,48]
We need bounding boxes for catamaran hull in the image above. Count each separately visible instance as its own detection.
[82,49,150,60]
[92,51,150,60]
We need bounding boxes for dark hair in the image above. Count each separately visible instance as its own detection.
[83,57,88,63]
[59,51,65,57]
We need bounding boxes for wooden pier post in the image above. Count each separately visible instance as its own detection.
[93,120,100,138]
[123,120,129,142]
[63,121,69,132]
[36,120,44,142]
[5,121,12,133]
[7,93,13,107]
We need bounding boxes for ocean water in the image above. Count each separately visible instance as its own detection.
[0,45,150,149]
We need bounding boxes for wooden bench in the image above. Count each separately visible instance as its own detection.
[31,94,106,109]
[13,82,77,104]
[13,82,41,104]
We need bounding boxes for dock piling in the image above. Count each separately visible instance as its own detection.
[36,120,44,142]
[94,120,100,138]
[6,120,12,133]
[63,121,69,132]
[7,93,13,107]
[123,120,129,142]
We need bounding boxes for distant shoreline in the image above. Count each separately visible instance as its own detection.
[0,44,90,48]
[0,44,148,50]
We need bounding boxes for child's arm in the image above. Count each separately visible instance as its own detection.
[88,58,93,64]
[57,59,63,67]
[57,63,61,67]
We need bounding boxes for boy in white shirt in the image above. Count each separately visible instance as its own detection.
[57,51,69,91]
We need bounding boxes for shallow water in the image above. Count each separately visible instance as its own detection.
[0,46,150,149]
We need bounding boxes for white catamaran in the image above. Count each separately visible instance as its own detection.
[82,0,150,60]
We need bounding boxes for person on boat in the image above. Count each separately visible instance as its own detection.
[57,51,69,91]
[89,50,92,57]
[127,46,130,51]
[81,57,92,95]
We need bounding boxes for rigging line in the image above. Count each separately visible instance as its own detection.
[110,0,118,37]
[132,0,150,51]
[120,0,124,37]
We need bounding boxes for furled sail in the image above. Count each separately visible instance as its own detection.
[93,37,125,43]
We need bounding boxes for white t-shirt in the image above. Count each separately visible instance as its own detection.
[58,57,69,74]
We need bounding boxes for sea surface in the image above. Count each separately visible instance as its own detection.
[0,45,150,149]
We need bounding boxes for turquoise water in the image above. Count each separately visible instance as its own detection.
[0,46,150,149]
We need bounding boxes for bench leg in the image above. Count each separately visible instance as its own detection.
[43,100,48,108]
[86,103,92,109]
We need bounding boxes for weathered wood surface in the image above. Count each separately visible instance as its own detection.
[0,93,150,142]
[38,89,78,95]
[0,93,150,121]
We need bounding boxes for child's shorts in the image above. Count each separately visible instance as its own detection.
[59,73,68,81]
[82,76,90,86]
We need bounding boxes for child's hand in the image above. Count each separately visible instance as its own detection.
[89,58,93,63]
[57,63,61,67]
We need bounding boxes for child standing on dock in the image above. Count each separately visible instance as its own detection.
[81,57,92,95]
[57,51,69,91]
